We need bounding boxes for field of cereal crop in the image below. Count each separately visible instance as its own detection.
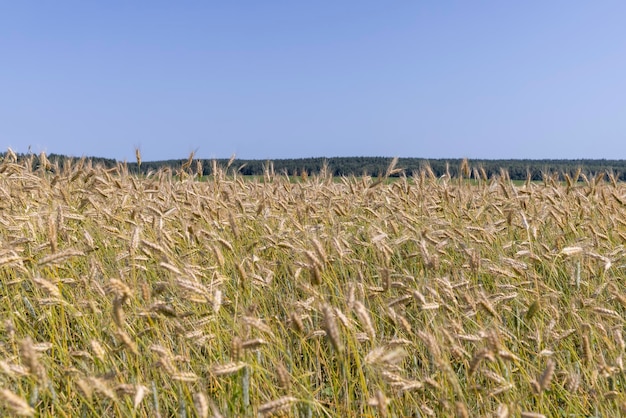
[1,151,626,417]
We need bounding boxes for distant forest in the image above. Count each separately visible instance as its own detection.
[3,152,626,181]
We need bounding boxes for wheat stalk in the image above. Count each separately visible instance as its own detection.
[0,389,35,416]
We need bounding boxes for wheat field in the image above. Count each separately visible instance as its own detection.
[0,151,625,417]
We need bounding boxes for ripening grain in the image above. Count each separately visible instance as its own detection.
[0,152,625,416]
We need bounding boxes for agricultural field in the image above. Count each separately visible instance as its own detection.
[1,152,626,417]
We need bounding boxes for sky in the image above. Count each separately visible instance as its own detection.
[1,2,626,162]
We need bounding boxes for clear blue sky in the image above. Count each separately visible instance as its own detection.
[1,2,625,161]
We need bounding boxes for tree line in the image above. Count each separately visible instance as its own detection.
[3,151,626,181]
